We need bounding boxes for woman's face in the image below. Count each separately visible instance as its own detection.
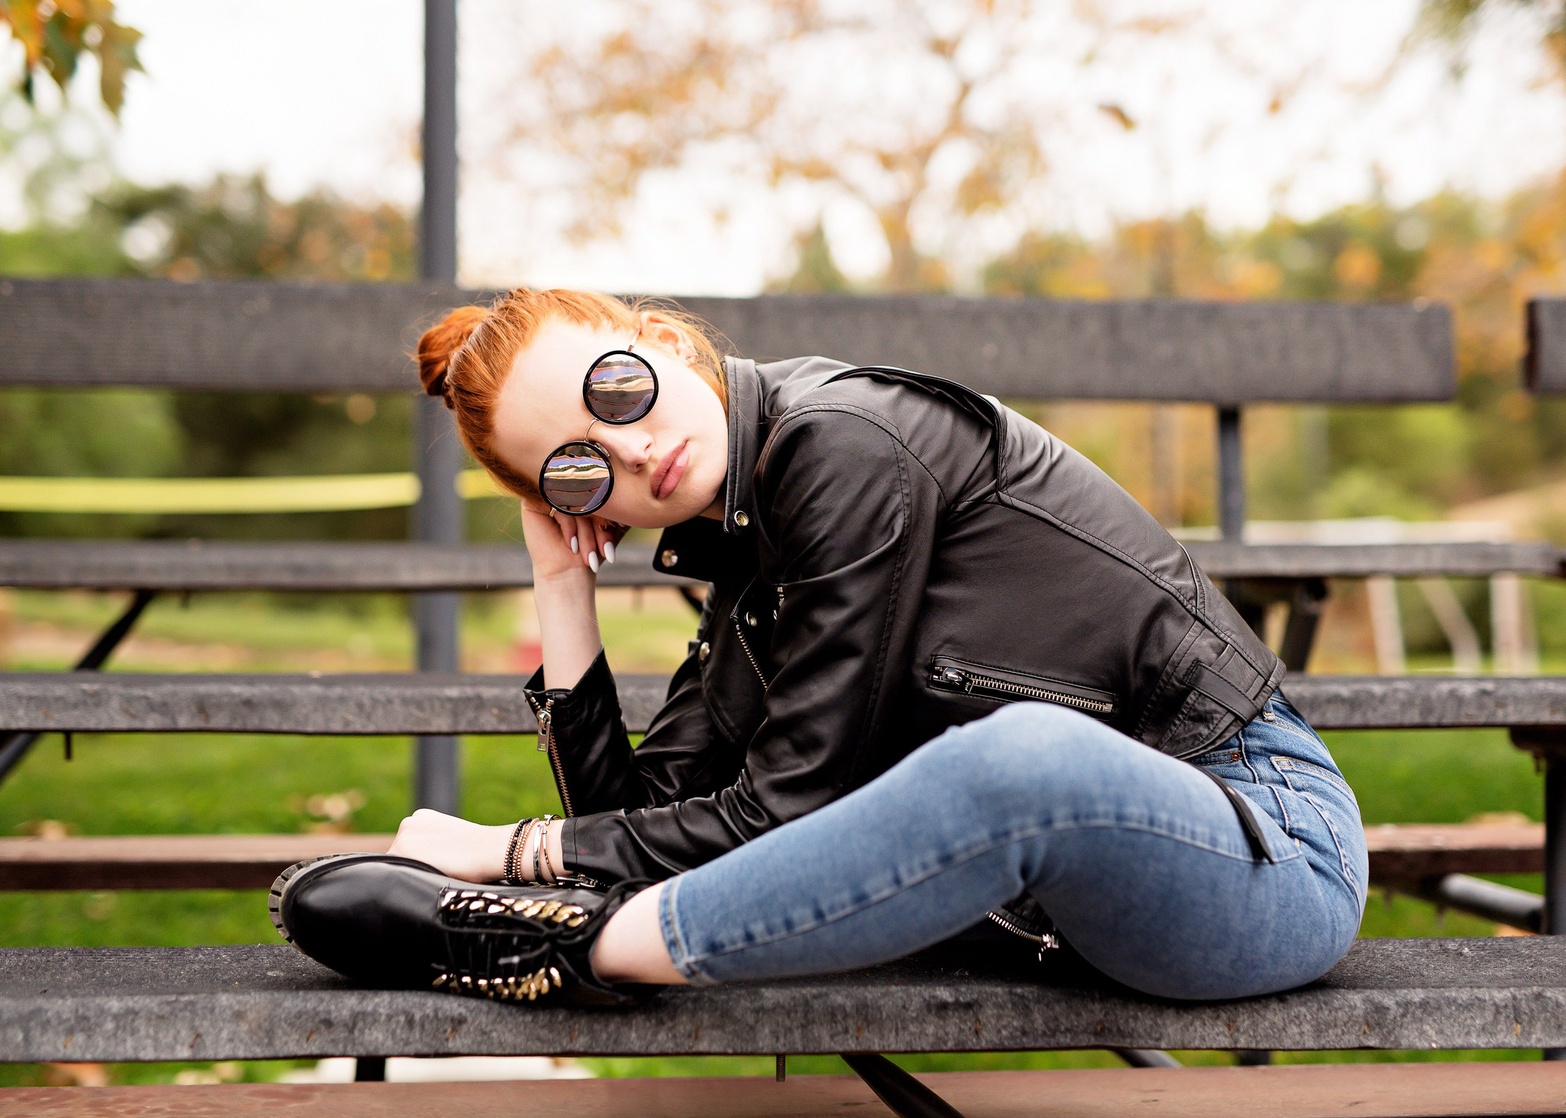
[493,316,729,529]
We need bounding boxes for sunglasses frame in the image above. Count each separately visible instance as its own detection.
[580,348,659,427]
[539,346,660,517]
[538,439,615,518]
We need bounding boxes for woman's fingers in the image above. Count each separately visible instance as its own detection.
[521,496,625,575]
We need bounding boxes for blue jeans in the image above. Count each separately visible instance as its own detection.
[659,693,1367,1001]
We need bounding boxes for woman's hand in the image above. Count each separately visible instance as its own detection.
[385,810,568,884]
[386,808,512,883]
[519,497,627,581]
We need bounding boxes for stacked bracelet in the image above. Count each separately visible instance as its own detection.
[503,817,533,881]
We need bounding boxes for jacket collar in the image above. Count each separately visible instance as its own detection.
[649,355,763,583]
[720,355,763,536]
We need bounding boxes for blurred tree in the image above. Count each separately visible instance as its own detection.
[1417,1,1566,79]
[490,0,1193,292]
[981,173,1566,526]
[100,173,414,284]
[1,0,143,116]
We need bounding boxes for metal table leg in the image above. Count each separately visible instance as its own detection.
[1278,578,1328,673]
[841,1053,966,1118]
[1114,1048,1182,1068]
[0,588,156,786]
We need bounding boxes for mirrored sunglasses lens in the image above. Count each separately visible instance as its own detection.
[586,353,656,423]
[542,443,612,514]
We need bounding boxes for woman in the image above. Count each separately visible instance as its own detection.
[272,287,1367,1007]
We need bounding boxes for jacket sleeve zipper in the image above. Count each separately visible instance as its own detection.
[527,692,574,817]
[932,665,1113,716]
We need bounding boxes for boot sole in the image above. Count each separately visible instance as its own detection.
[268,852,432,944]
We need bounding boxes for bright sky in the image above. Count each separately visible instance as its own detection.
[7,0,1565,294]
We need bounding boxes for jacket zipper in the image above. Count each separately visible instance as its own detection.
[527,692,574,817]
[734,617,771,688]
[984,909,1061,960]
[931,664,1114,716]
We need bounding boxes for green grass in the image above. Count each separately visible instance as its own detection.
[0,593,1555,1083]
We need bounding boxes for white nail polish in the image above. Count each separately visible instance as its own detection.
[570,537,578,554]
[604,541,616,564]
[588,552,600,574]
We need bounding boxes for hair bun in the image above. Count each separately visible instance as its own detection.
[417,305,489,407]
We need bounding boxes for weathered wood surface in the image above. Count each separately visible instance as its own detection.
[1185,541,1562,579]
[8,1064,1566,1118]
[0,834,396,891]
[1285,676,1566,732]
[1,938,1563,1061]
[0,540,696,592]
[1364,822,1545,881]
[0,671,644,735]
[0,279,1454,403]
[0,823,1540,892]
[0,673,1560,735]
[0,671,665,734]
[0,539,1554,592]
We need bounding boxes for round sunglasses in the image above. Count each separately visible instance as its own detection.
[538,346,659,516]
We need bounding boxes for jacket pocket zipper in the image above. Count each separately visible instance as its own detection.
[734,618,771,689]
[929,658,1115,717]
[526,692,574,817]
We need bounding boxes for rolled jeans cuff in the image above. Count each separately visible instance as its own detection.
[658,873,717,986]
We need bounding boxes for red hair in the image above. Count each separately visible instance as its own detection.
[416,288,729,500]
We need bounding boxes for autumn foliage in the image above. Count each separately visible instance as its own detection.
[0,0,142,116]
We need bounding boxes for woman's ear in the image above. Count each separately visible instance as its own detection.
[638,313,696,361]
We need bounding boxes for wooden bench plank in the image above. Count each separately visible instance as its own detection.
[1184,541,1563,580]
[1,938,1563,1061]
[1286,677,1566,731]
[0,834,396,891]
[0,540,693,592]
[1,279,1454,403]
[6,1063,1566,1118]
[0,824,1544,891]
[0,673,1559,736]
[1,540,1553,593]
[1365,823,1545,882]
[0,672,664,735]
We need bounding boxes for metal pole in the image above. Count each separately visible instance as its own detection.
[1216,406,1245,541]
[413,0,461,815]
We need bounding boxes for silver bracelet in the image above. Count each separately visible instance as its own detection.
[524,818,545,883]
[532,813,556,883]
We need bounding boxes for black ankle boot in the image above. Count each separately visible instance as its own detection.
[270,853,657,1008]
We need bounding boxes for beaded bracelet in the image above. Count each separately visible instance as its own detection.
[503,817,533,881]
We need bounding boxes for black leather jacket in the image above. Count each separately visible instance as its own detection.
[525,356,1284,882]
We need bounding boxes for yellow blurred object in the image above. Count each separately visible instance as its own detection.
[458,468,510,500]
[0,469,509,514]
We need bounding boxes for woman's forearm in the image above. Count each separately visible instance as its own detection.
[534,569,603,692]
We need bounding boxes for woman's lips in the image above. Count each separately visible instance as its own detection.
[654,441,689,500]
